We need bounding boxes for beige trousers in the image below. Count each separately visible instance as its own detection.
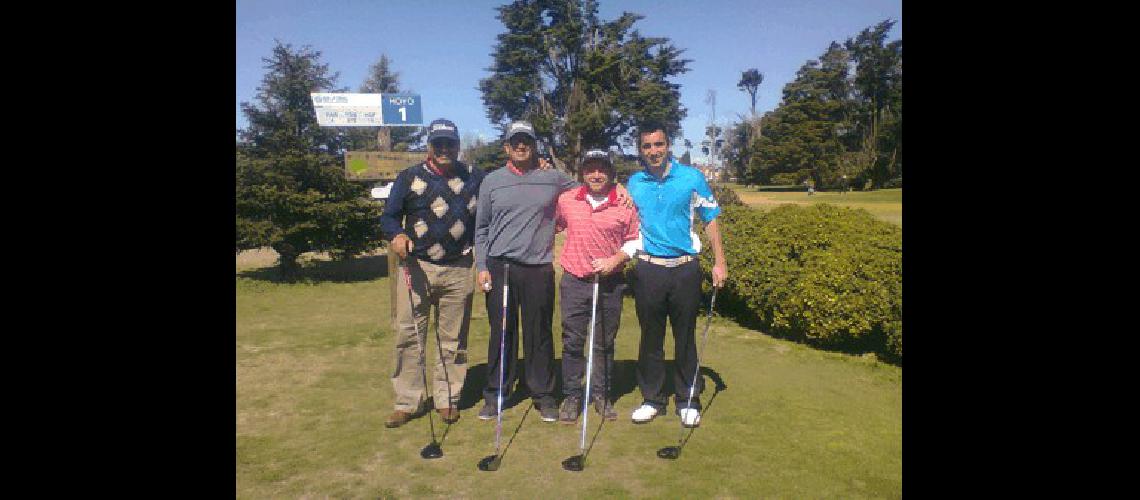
[391,253,473,412]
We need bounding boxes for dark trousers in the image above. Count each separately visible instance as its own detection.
[483,256,556,407]
[560,272,625,402]
[633,258,704,411]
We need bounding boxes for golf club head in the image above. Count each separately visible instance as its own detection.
[477,455,501,471]
[561,455,584,472]
[656,446,681,460]
[420,442,443,459]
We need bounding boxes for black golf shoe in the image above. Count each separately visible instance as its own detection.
[478,402,499,420]
[559,396,582,424]
[539,401,559,422]
[593,397,618,421]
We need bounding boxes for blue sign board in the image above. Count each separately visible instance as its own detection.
[380,94,423,126]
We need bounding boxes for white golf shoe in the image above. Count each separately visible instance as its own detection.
[631,404,659,423]
[680,408,701,428]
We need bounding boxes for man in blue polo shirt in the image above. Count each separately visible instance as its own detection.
[627,123,727,428]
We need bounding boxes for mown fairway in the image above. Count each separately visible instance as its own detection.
[237,247,902,498]
[724,184,902,226]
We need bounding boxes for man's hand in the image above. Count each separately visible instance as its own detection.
[614,183,634,209]
[391,234,413,259]
[538,157,553,170]
[591,254,627,276]
[478,270,493,292]
[711,262,727,288]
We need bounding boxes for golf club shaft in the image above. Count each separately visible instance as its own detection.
[495,262,510,453]
[680,287,718,422]
[406,254,454,419]
[403,261,437,443]
[580,273,600,453]
[429,264,453,417]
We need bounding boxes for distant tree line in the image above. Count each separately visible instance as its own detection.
[723,20,902,190]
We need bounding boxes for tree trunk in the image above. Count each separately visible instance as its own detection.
[274,242,301,282]
[376,128,392,152]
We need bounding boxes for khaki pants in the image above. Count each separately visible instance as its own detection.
[391,253,473,412]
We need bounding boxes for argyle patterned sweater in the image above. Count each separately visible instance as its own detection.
[380,161,486,263]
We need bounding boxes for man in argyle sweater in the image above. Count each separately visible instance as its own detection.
[379,118,486,428]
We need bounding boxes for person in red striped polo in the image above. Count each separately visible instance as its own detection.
[553,149,641,423]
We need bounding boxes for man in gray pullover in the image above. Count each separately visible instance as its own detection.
[474,121,629,422]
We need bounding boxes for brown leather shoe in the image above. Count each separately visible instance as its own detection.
[385,410,414,428]
[437,407,460,424]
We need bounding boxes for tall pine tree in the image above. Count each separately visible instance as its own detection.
[745,20,901,189]
[845,20,902,187]
[343,54,424,152]
[753,42,852,188]
[236,41,383,279]
[479,0,690,174]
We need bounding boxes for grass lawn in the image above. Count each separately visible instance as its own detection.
[237,247,902,498]
[724,184,902,226]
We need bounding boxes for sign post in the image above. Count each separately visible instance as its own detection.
[310,92,426,322]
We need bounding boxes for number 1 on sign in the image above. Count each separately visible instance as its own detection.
[398,106,406,121]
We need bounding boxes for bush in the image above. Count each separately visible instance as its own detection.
[711,183,744,207]
[881,176,903,189]
[768,172,803,186]
[699,204,902,361]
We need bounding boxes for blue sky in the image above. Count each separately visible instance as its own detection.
[236,0,901,161]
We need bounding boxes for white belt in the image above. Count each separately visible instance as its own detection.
[637,254,694,267]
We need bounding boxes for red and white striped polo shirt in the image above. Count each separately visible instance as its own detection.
[555,186,640,279]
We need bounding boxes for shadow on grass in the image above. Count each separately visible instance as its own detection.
[753,185,812,192]
[459,359,646,411]
[658,362,728,405]
[237,253,390,283]
[658,379,726,459]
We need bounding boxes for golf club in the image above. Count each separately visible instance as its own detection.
[562,273,601,472]
[430,263,456,427]
[402,253,443,460]
[478,262,510,471]
[657,286,717,460]
[477,398,532,471]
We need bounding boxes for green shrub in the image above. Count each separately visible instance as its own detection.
[881,176,903,189]
[769,172,802,186]
[699,204,902,361]
[711,183,744,207]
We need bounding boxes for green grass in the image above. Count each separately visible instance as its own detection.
[724,184,902,226]
[237,249,901,498]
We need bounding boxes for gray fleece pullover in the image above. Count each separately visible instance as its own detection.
[474,166,577,272]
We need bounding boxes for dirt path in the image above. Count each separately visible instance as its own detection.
[236,247,390,272]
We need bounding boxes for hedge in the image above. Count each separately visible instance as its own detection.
[698,203,902,361]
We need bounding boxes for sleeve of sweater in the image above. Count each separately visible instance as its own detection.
[379,169,412,241]
[474,173,493,273]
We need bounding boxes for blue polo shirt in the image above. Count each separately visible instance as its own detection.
[627,157,720,257]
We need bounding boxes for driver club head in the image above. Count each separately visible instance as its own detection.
[656,446,681,460]
[561,455,584,472]
[420,442,443,459]
[477,455,501,471]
